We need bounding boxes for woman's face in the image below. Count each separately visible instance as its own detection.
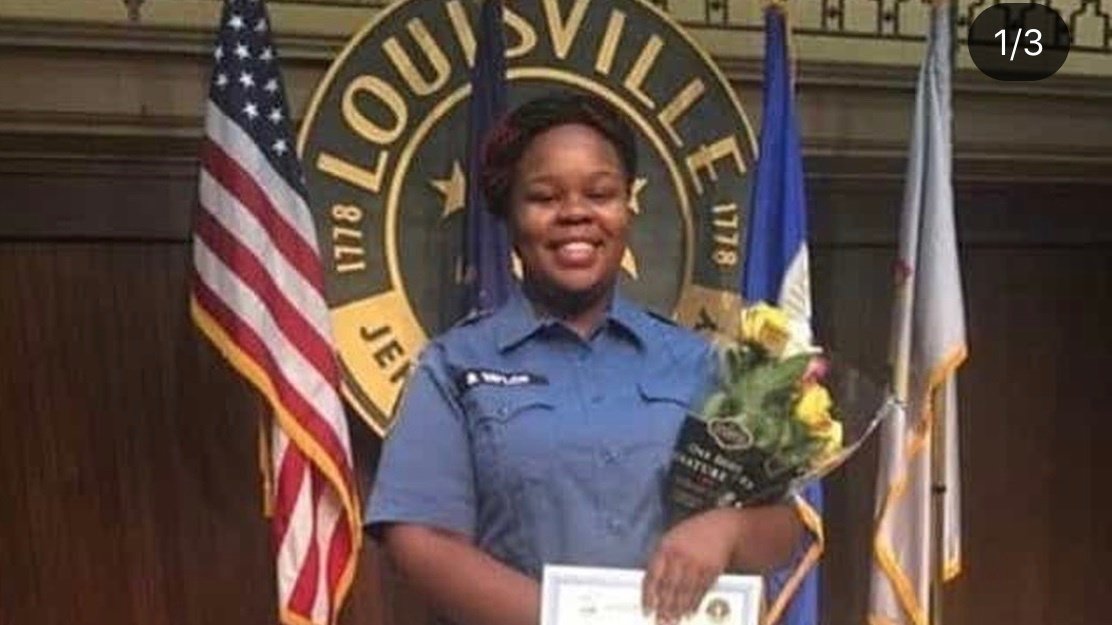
[508,122,631,303]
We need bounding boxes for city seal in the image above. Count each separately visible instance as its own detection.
[298,0,756,434]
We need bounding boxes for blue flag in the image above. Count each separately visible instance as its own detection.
[462,0,513,315]
[742,8,822,625]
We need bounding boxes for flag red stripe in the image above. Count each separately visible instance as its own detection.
[272,441,308,552]
[191,273,353,493]
[194,208,339,386]
[288,471,325,615]
[325,509,351,598]
[201,139,324,290]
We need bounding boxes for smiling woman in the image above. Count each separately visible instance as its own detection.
[483,94,637,336]
[364,93,802,625]
[509,121,632,331]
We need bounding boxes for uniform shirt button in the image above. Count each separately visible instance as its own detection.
[601,448,620,464]
[590,394,603,404]
[606,517,624,533]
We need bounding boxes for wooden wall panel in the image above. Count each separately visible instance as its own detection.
[0,243,274,625]
[0,156,196,241]
[949,246,1112,625]
[809,180,1112,625]
[813,244,1112,625]
[0,240,428,625]
[809,244,892,625]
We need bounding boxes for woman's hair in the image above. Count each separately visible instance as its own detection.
[479,92,638,218]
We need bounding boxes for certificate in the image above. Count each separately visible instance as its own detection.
[540,565,762,625]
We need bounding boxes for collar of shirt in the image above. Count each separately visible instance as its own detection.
[493,287,650,353]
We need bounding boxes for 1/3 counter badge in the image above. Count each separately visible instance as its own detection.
[298,0,755,434]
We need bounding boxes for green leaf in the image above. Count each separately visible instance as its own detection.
[700,392,727,419]
[755,416,783,449]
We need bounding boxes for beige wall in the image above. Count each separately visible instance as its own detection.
[1,0,1109,183]
[3,0,1110,74]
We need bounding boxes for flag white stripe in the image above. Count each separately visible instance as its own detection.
[198,170,332,342]
[193,239,350,456]
[778,243,812,324]
[778,243,813,348]
[205,101,319,254]
[273,423,291,471]
[275,443,316,605]
[312,490,341,622]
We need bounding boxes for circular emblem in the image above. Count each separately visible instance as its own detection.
[706,418,753,451]
[298,0,755,433]
[705,596,731,623]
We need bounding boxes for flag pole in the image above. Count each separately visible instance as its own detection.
[929,387,948,625]
[928,2,957,625]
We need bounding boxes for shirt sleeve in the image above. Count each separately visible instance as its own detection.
[364,343,476,539]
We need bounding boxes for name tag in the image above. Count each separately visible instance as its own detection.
[458,369,548,389]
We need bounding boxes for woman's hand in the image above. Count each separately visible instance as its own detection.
[641,503,803,624]
[641,508,743,625]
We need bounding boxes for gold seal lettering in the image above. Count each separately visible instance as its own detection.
[330,203,367,274]
[316,151,389,195]
[685,135,747,195]
[711,202,740,268]
[383,18,452,97]
[623,34,664,110]
[343,75,408,145]
[658,78,706,148]
[542,0,589,60]
[360,325,411,384]
[314,74,409,196]
[594,10,626,76]
[331,290,429,428]
[445,0,477,68]
[503,6,539,59]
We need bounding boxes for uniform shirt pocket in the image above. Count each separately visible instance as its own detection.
[462,386,556,490]
[461,385,557,574]
[637,379,694,430]
[628,380,695,478]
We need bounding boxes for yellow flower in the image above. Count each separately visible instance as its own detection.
[795,384,833,428]
[815,420,843,458]
[739,303,792,356]
[797,383,843,463]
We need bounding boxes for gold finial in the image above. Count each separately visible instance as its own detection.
[122,0,144,22]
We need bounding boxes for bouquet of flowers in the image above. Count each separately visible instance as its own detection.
[666,302,895,523]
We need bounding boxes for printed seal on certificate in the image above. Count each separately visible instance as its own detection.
[541,565,762,625]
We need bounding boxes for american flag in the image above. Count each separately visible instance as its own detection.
[189,1,361,624]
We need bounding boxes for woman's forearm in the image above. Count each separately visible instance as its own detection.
[641,502,806,622]
[381,524,540,625]
[728,503,805,572]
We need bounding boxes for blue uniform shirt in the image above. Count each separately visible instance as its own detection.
[366,290,715,578]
